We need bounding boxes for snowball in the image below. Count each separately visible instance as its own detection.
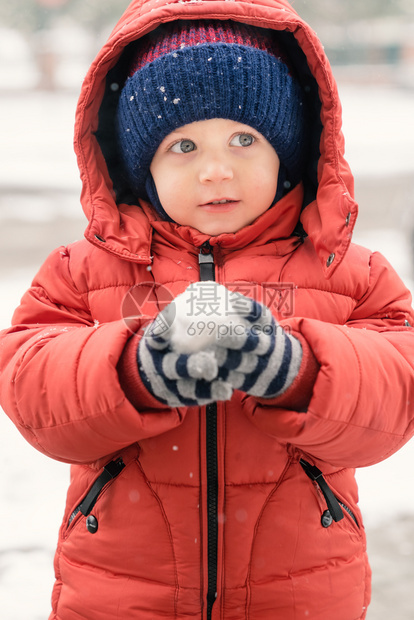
[168,282,247,354]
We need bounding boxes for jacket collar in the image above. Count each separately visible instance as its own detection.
[147,183,305,254]
[87,183,305,263]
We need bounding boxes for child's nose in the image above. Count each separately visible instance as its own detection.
[199,154,234,184]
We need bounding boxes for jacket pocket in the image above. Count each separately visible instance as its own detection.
[300,458,359,530]
[65,457,125,536]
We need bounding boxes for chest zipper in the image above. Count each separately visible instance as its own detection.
[199,241,218,620]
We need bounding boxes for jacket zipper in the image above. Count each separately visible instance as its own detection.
[199,241,218,620]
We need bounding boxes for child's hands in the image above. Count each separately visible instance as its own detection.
[167,283,303,399]
[137,316,233,407]
[212,296,303,399]
[137,284,302,406]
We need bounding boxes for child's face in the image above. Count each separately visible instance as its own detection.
[150,119,280,235]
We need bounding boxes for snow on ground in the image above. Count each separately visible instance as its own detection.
[0,272,70,620]
[0,416,68,620]
[0,81,414,618]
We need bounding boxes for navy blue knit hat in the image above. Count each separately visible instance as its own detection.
[116,21,307,216]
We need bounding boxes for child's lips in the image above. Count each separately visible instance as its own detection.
[199,199,240,212]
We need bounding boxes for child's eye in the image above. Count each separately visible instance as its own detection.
[230,133,255,147]
[170,139,196,153]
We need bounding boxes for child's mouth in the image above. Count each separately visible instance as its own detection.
[200,199,239,212]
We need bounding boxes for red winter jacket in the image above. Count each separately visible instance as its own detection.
[1,1,414,619]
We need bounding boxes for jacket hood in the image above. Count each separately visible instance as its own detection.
[74,0,358,279]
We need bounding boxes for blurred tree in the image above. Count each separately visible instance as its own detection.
[0,0,129,89]
[0,0,411,88]
[0,0,130,32]
[1,0,410,33]
[292,0,407,24]
[292,0,411,66]
[1,0,411,34]
[0,0,68,31]
[67,0,130,37]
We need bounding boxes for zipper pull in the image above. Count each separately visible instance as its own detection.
[68,457,125,525]
[300,459,344,522]
[199,241,215,282]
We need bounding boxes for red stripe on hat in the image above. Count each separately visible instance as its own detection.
[128,20,291,76]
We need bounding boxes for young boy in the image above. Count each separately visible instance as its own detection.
[1,1,414,619]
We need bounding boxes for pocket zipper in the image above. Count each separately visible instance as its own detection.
[68,457,125,525]
[300,459,359,527]
[300,459,344,522]
[337,500,359,527]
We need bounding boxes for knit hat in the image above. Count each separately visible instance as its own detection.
[116,20,307,215]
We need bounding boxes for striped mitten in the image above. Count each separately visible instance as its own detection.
[137,316,233,407]
[214,297,303,399]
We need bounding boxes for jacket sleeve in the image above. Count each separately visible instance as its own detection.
[0,247,185,465]
[244,251,414,467]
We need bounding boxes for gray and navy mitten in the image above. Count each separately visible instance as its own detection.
[213,296,303,398]
[137,318,233,407]
[137,284,302,406]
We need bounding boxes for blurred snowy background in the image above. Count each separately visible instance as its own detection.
[1,1,414,618]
